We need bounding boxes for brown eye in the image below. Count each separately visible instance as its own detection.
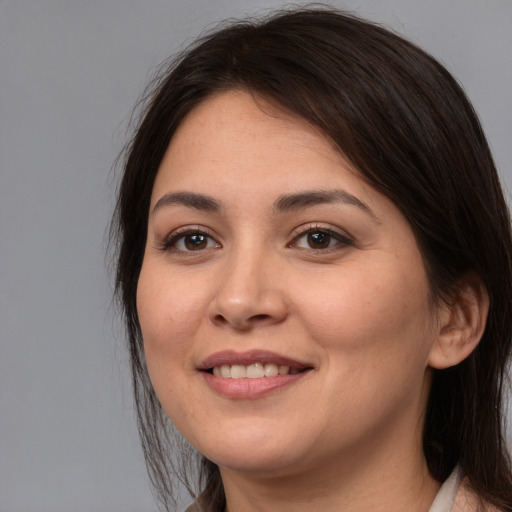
[161,229,220,253]
[291,227,351,252]
[307,231,331,249]
[184,233,208,250]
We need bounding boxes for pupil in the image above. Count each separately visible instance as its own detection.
[185,234,207,250]
[308,231,330,248]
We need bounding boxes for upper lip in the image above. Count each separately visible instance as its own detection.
[198,350,313,371]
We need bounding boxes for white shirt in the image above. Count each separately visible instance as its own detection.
[428,465,464,512]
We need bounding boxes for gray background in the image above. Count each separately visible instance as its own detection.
[1,1,511,511]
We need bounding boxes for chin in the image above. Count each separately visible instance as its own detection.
[210,447,303,477]
[186,421,310,476]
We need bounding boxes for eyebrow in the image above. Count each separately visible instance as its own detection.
[274,189,379,222]
[152,188,378,222]
[153,192,222,214]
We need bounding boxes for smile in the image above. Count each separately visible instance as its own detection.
[199,350,314,398]
[212,363,302,379]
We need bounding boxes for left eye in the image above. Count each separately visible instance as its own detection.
[292,229,349,250]
[181,233,212,250]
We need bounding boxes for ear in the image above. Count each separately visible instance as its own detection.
[428,273,489,370]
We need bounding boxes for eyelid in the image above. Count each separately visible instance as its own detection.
[156,225,221,253]
[288,223,354,250]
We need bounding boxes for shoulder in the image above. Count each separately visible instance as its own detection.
[452,478,499,512]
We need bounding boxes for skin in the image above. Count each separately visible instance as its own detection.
[137,90,485,511]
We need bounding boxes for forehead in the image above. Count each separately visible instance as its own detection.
[152,90,372,203]
[172,91,337,155]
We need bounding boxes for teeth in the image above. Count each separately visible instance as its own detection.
[231,364,246,379]
[246,363,264,378]
[264,363,279,377]
[278,365,290,375]
[211,363,300,379]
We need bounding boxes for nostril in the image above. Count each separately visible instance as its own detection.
[213,313,228,325]
[211,312,273,330]
[250,314,272,323]
[209,293,288,329]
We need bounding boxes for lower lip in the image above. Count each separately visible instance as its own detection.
[201,371,310,399]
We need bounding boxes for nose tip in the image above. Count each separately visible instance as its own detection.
[211,299,285,331]
[208,264,288,331]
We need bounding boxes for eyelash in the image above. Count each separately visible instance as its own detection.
[157,226,220,254]
[289,224,353,252]
[157,224,352,255]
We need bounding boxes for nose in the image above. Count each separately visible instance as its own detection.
[208,248,288,331]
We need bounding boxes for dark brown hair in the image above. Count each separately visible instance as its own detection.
[111,7,512,511]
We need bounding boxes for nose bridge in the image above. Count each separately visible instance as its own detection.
[209,237,287,329]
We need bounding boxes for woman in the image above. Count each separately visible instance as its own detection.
[112,7,512,511]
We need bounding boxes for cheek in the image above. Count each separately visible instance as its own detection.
[294,260,434,358]
[293,265,435,434]
[136,264,205,379]
[136,264,213,433]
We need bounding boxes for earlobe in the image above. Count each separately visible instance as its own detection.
[428,274,489,370]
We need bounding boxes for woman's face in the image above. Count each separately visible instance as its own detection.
[137,90,442,480]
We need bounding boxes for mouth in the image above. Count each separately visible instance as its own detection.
[208,362,305,378]
[198,350,314,398]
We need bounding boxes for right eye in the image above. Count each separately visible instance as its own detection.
[159,228,221,253]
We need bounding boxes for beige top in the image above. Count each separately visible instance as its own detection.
[433,466,498,512]
[184,465,493,512]
[428,465,464,512]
